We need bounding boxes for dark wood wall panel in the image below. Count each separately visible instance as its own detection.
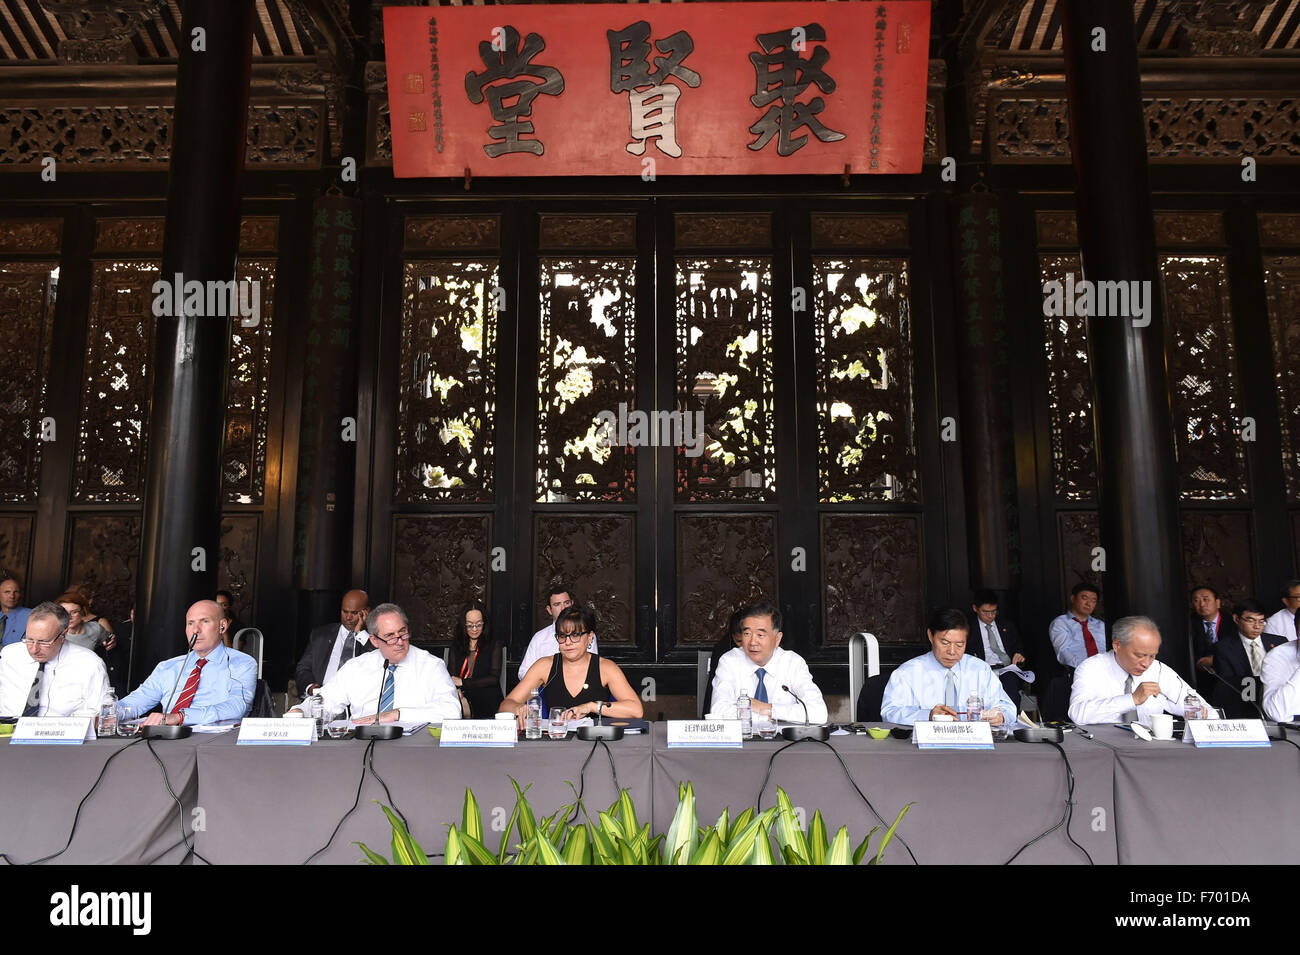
[65,513,140,626]
[1181,510,1255,605]
[218,513,261,630]
[676,513,776,646]
[0,513,32,587]
[391,514,490,646]
[1056,511,1105,617]
[821,513,923,645]
[533,513,634,647]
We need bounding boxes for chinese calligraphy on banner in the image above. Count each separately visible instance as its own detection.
[384,1,930,177]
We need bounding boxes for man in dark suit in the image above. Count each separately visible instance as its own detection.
[968,589,1030,704]
[295,589,373,699]
[1211,598,1285,719]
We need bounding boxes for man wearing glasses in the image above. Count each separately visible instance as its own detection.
[294,589,374,699]
[0,602,111,718]
[289,602,461,723]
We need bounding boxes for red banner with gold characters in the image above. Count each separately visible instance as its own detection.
[384,1,931,178]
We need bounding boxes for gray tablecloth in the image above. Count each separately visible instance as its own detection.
[650,724,1117,864]
[1088,725,1300,864]
[0,734,199,865]
[194,728,655,864]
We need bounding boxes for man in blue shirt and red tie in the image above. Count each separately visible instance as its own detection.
[1048,582,1107,672]
[120,599,257,726]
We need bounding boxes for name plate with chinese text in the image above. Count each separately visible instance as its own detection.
[440,719,517,747]
[667,720,743,748]
[237,718,315,746]
[10,717,94,744]
[1186,719,1271,748]
[913,720,994,750]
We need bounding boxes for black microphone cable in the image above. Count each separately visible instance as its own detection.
[143,737,212,865]
[303,738,375,864]
[1003,739,1093,865]
[0,736,146,865]
[565,738,624,827]
[365,739,408,831]
[753,736,919,865]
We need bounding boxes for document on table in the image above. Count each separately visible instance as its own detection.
[993,663,1035,684]
[191,719,240,733]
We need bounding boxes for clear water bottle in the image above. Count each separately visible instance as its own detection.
[525,687,543,740]
[309,694,325,739]
[736,691,752,738]
[966,693,984,723]
[1184,693,1201,721]
[97,692,117,737]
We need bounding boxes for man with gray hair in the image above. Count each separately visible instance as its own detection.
[1263,579,1300,642]
[1068,615,1211,725]
[288,602,460,723]
[0,601,111,718]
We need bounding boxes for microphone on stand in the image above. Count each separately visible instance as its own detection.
[142,632,198,740]
[781,684,810,724]
[778,684,829,741]
[1200,665,1285,740]
[355,656,402,740]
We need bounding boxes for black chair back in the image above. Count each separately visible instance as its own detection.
[248,679,275,718]
[855,673,890,722]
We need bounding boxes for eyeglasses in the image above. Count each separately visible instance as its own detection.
[373,628,411,645]
[24,633,64,649]
[465,621,485,630]
[556,630,588,644]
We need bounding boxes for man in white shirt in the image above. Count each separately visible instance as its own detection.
[0,602,111,718]
[708,602,827,724]
[1068,615,1211,725]
[1049,582,1107,670]
[294,589,373,697]
[518,585,597,676]
[881,608,1016,726]
[1261,640,1300,721]
[1263,579,1300,642]
[290,602,461,724]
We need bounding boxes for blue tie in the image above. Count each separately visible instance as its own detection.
[378,663,395,713]
[754,668,769,704]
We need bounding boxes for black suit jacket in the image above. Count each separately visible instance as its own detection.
[966,614,1027,667]
[295,622,374,694]
[1190,612,1227,663]
[1211,631,1285,718]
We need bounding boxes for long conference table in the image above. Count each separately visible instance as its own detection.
[2,723,1297,864]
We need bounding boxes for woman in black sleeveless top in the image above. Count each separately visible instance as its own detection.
[499,605,644,727]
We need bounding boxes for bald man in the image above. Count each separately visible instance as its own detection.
[119,600,257,726]
[295,589,374,698]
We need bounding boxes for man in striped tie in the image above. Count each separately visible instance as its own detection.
[120,600,257,727]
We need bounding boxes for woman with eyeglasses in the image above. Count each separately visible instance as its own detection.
[448,599,502,718]
[499,605,642,728]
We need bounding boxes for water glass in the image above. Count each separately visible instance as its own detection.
[97,700,118,737]
[325,707,350,739]
[116,704,140,738]
[756,714,779,740]
[548,710,568,740]
[965,694,984,722]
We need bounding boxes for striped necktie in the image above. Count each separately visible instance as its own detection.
[22,661,46,717]
[379,663,396,713]
[1249,640,1262,677]
[170,658,208,714]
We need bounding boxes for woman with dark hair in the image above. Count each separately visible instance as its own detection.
[448,599,503,718]
[499,605,642,728]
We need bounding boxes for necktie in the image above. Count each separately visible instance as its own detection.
[753,668,769,704]
[1123,673,1138,722]
[22,661,47,717]
[1249,640,1262,677]
[1204,619,1215,642]
[986,623,1010,666]
[170,658,208,713]
[945,668,958,709]
[1,614,8,638]
[378,663,396,713]
[1074,617,1100,657]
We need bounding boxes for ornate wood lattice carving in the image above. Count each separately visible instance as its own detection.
[239,217,279,253]
[1036,212,1078,249]
[0,219,61,254]
[74,260,157,503]
[396,260,498,503]
[675,258,775,502]
[811,214,909,250]
[223,260,276,505]
[404,216,500,252]
[0,262,57,502]
[1039,254,1098,502]
[1154,211,1226,246]
[1057,511,1105,616]
[533,513,635,646]
[66,513,141,626]
[1181,510,1254,605]
[539,215,636,251]
[0,514,33,587]
[676,513,776,646]
[1293,512,1300,574]
[390,514,490,646]
[95,217,164,253]
[1264,256,1300,500]
[1160,255,1248,500]
[814,258,917,502]
[536,259,637,503]
[675,214,771,250]
[218,513,260,627]
[821,513,923,646]
[1259,214,1300,248]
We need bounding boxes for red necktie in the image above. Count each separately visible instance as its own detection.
[171,658,208,714]
[1073,617,1099,657]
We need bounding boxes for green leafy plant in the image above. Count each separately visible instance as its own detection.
[357,779,911,865]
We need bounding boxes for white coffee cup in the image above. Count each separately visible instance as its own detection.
[932,713,956,723]
[494,711,516,721]
[1151,713,1174,740]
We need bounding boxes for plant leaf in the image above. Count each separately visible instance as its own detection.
[730,807,754,844]
[721,808,777,865]
[872,802,914,866]
[691,828,723,865]
[714,807,729,845]
[826,825,852,865]
[852,826,880,866]
[456,829,500,866]
[808,809,828,865]
[616,789,640,843]
[462,788,484,844]
[510,777,538,845]
[561,825,590,866]
[774,788,810,862]
[664,780,698,866]
[355,841,390,865]
[380,803,429,865]
[530,828,567,864]
[750,822,776,865]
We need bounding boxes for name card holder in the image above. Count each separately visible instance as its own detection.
[237,718,315,745]
[439,719,517,747]
[1185,719,1271,748]
[667,720,743,748]
[913,720,995,750]
[10,717,95,744]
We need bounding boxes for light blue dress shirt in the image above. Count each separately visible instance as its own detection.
[120,642,257,724]
[1,607,31,648]
[880,651,1017,726]
[1048,613,1107,669]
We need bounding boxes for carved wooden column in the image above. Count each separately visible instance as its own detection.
[134,0,256,680]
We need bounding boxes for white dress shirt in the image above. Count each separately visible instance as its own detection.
[1068,651,1210,725]
[322,627,370,687]
[1261,641,1300,721]
[709,646,827,724]
[1049,613,1107,669]
[880,651,1017,726]
[1263,607,1298,641]
[315,645,462,723]
[519,622,598,677]
[0,640,111,718]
